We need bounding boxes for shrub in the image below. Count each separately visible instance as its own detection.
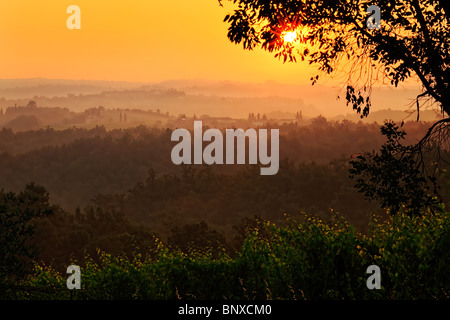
[11,206,450,300]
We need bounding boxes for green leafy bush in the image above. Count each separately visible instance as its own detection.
[12,206,450,300]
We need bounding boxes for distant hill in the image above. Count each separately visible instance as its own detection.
[0,88,320,120]
[0,78,426,119]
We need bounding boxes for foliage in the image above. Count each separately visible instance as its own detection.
[0,120,434,214]
[220,1,450,198]
[0,184,54,286]
[350,121,442,215]
[168,221,230,258]
[366,203,450,299]
[220,0,449,117]
[11,121,445,269]
[31,206,159,272]
[8,206,450,300]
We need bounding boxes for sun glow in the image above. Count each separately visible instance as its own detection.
[0,0,316,84]
[283,30,297,43]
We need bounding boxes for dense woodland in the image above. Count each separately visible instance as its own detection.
[0,117,435,210]
[0,117,448,273]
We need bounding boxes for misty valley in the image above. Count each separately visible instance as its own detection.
[0,81,448,301]
[0,99,447,255]
[1,0,449,306]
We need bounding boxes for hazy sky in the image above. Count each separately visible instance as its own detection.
[0,0,425,118]
[0,0,319,84]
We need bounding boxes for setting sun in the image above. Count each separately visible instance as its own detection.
[283,30,297,43]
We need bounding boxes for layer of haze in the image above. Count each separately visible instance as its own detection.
[0,0,424,117]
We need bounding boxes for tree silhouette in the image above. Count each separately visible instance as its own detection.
[218,0,449,214]
[349,121,441,215]
[0,184,54,283]
[219,0,449,119]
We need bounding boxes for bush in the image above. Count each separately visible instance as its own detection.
[10,206,450,300]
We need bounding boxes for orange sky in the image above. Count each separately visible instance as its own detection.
[0,0,318,84]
